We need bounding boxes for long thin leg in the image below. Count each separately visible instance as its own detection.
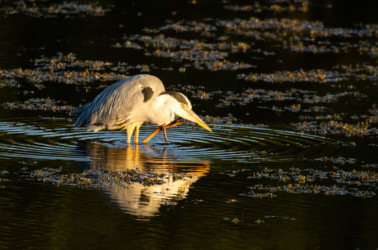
[164,120,186,129]
[141,127,161,144]
[163,127,168,142]
[134,123,143,144]
[142,119,187,144]
[161,120,186,142]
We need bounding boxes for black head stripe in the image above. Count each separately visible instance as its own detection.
[142,87,154,102]
[160,91,190,106]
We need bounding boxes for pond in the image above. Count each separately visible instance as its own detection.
[0,0,378,249]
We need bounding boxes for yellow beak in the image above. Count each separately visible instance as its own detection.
[181,106,212,132]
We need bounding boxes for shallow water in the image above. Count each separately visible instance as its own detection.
[1,0,378,249]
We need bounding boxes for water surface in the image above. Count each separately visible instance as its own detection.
[1,0,378,249]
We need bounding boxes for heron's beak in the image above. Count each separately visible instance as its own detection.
[174,105,212,132]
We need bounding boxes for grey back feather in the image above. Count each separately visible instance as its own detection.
[70,74,165,131]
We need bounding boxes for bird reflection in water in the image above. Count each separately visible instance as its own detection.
[87,143,210,218]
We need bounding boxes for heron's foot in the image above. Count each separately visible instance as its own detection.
[141,119,186,144]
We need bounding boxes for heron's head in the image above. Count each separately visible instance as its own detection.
[158,91,212,132]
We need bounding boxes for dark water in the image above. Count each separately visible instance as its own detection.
[1,0,378,249]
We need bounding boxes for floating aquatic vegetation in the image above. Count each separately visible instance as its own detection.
[0,53,163,87]
[224,0,312,13]
[209,17,378,59]
[27,167,190,190]
[0,79,19,88]
[200,113,239,126]
[214,88,363,117]
[0,1,111,18]
[0,66,128,85]
[239,191,277,198]
[289,40,378,57]
[107,16,378,88]
[299,114,343,121]
[113,41,143,50]
[224,4,255,12]
[314,156,357,165]
[149,21,217,33]
[33,52,150,74]
[237,69,349,83]
[243,183,376,198]
[192,199,204,203]
[176,114,241,127]
[361,163,378,168]
[218,18,378,39]
[2,97,75,112]
[232,166,378,199]
[18,161,37,165]
[116,34,254,71]
[194,60,255,71]
[0,170,9,175]
[286,41,347,54]
[191,90,210,100]
[0,170,10,188]
[231,218,240,224]
[122,34,205,50]
[263,215,296,222]
[153,49,228,61]
[291,120,378,136]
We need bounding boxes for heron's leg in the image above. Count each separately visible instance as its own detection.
[126,125,136,144]
[141,119,187,144]
[161,120,186,142]
[141,127,161,144]
[134,123,143,144]
[163,119,186,129]
[163,127,168,142]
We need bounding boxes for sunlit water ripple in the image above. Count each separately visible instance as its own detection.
[0,119,339,164]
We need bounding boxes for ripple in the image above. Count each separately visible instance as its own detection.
[0,119,340,164]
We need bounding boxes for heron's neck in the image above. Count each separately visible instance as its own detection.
[151,95,176,126]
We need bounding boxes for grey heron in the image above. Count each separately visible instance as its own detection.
[70,74,211,144]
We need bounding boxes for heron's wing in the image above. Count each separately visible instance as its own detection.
[70,102,93,127]
[71,75,165,130]
[89,79,143,129]
[70,102,92,116]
